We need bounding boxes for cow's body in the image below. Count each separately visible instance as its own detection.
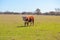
[22,15,34,26]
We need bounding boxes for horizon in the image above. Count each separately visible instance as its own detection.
[0,0,60,13]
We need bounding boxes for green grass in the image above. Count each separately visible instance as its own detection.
[0,14,60,40]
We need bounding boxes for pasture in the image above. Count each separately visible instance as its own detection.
[0,14,60,40]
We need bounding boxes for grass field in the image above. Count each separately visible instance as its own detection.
[0,14,60,40]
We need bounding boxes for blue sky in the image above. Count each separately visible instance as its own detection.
[0,0,60,13]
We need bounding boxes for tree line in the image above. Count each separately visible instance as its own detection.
[0,8,60,15]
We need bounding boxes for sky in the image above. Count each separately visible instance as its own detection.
[0,0,60,13]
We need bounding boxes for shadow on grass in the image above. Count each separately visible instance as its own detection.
[17,25,28,28]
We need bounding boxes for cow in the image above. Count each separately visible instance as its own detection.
[22,15,34,26]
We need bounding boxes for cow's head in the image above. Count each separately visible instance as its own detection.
[22,16,29,26]
[22,16,28,21]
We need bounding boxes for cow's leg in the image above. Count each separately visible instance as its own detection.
[28,19,32,26]
[26,21,29,26]
[24,21,26,26]
[29,22,33,26]
[31,21,34,26]
[32,20,34,25]
[24,21,29,26]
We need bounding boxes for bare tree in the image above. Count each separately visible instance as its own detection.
[55,8,60,15]
[55,8,60,12]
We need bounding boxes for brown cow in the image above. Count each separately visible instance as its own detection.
[22,15,34,26]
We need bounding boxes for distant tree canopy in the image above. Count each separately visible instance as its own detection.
[35,8,41,15]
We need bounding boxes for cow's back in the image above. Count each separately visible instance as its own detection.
[27,15,34,21]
